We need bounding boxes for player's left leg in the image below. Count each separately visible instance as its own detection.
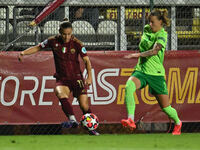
[77,94,99,136]
[148,75,182,135]
[155,94,182,135]
[74,78,92,114]
[77,94,91,114]
[74,78,99,135]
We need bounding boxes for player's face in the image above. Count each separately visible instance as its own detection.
[149,15,163,32]
[61,28,73,43]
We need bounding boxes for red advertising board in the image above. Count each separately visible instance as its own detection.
[0,51,199,124]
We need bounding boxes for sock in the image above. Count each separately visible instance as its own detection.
[83,107,92,114]
[162,105,180,125]
[68,115,77,122]
[128,115,134,121]
[59,98,75,120]
[125,80,136,121]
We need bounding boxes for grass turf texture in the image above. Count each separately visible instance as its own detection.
[0,133,199,150]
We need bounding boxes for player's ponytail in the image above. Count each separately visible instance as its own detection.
[161,10,170,27]
[149,9,170,27]
[59,18,72,34]
[62,18,69,22]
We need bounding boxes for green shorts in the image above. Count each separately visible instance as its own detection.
[131,71,168,95]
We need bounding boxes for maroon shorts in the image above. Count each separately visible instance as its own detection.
[56,78,87,98]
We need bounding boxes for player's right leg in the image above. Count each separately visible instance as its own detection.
[77,94,99,136]
[121,74,141,130]
[55,85,79,128]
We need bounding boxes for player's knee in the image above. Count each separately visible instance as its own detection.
[54,88,69,99]
[56,92,69,99]
[125,80,130,89]
[125,80,136,92]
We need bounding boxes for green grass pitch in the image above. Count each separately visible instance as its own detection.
[0,133,199,150]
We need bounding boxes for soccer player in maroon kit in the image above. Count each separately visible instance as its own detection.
[18,19,99,135]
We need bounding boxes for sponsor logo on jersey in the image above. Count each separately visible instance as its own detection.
[81,47,87,54]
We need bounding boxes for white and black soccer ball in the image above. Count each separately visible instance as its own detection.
[81,113,99,131]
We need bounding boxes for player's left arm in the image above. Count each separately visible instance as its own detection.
[76,39,92,86]
[140,43,163,57]
[125,43,163,59]
[125,32,167,59]
[82,56,92,86]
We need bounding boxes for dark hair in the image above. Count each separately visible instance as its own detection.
[59,18,72,33]
[148,9,170,27]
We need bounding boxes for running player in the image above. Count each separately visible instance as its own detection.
[121,9,182,135]
[18,19,99,135]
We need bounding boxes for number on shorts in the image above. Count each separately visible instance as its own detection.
[77,80,84,88]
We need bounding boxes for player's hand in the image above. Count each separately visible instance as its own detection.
[29,21,36,27]
[124,53,141,59]
[85,77,92,86]
[18,52,24,62]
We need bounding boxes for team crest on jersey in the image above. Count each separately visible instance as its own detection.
[81,47,87,54]
[62,47,66,53]
[71,48,76,54]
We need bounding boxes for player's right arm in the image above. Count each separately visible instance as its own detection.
[18,37,53,62]
[18,45,41,62]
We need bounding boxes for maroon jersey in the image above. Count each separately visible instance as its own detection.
[39,35,87,80]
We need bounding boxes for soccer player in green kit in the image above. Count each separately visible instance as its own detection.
[121,9,182,135]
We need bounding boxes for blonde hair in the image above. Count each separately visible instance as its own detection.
[148,9,170,27]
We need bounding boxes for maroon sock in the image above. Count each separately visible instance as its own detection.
[83,107,92,114]
[59,98,74,117]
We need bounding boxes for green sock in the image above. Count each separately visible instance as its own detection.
[125,80,136,121]
[162,106,180,125]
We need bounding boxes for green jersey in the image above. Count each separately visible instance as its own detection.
[135,24,168,76]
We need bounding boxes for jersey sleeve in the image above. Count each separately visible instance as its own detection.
[143,24,151,33]
[76,41,88,58]
[39,39,52,49]
[156,31,168,48]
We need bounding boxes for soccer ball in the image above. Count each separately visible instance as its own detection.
[81,113,99,131]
